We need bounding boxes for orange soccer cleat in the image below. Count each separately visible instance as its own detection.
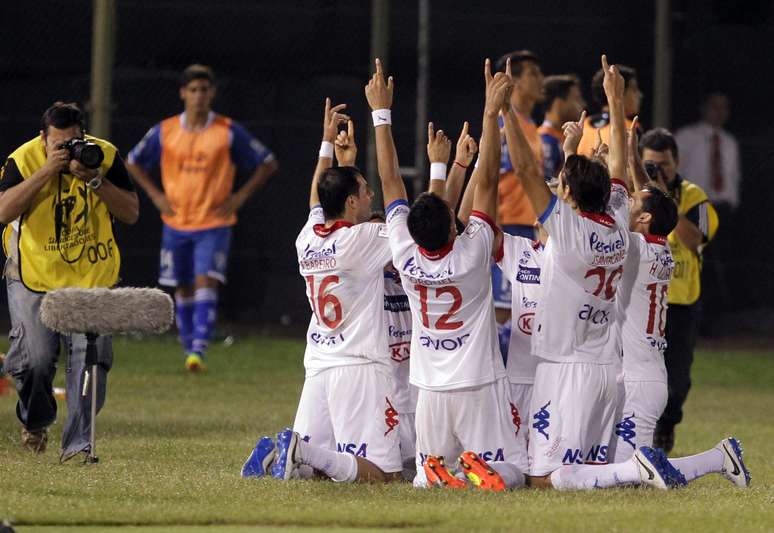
[423,455,467,489]
[459,451,506,492]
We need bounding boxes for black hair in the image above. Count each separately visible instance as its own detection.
[562,155,611,214]
[41,102,85,135]
[640,185,678,236]
[543,74,580,111]
[639,128,679,161]
[591,65,637,107]
[407,192,452,251]
[180,64,215,87]
[494,50,540,78]
[317,166,363,219]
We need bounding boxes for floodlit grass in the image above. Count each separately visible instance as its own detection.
[1,336,772,532]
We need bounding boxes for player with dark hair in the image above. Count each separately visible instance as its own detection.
[539,74,585,179]
[577,64,641,157]
[127,64,278,372]
[242,101,402,483]
[637,127,719,453]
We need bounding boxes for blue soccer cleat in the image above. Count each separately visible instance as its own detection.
[634,446,685,489]
[241,436,276,478]
[271,428,300,481]
[717,437,751,488]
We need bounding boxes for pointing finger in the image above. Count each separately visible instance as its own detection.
[347,119,355,138]
[428,121,435,142]
[460,120,469,139]
[578,110,587,126]
[505,56,512,78]
[484,58,492,83]
[601,54,610,72]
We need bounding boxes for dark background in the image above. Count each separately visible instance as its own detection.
[1,0,772,336]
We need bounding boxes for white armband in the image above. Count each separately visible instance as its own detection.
[430,162,447,181]
[319,141,334,159]
[371,109,392,127]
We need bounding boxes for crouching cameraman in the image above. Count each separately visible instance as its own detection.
[0,102,138,461]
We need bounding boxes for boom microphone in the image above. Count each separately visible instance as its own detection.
[39,287,174,464]
[40,287,174,336]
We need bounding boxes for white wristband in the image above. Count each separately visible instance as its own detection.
[371,109,392,127]
[319,141,334,159]
[430,162,447,181]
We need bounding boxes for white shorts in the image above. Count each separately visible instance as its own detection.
[399,412,417,480]
[293,363,402,473]
[413,377,527,486]
[510,382,533,464]
[613,381,668,462]
[528,361,617,476]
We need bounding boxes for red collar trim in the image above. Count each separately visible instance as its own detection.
[579,211,615,228]
[532,240,543,251]
[644,234,667,245]
[610,178,630,195]
[419,240,454,260]
[313,220,354,237]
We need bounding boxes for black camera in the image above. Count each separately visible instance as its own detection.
[60,138,104,169]
[644,162,661,182]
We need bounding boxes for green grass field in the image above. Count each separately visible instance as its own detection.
[1,335,772,532]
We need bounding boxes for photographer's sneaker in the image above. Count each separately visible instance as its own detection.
[185,353,206,373]
[459,451,506,492]
[21,427,48,454]
[271,428,299,481]
[717,437,751,488]
[241,436,276,478]
[634,446,685,489]
[423,456,467,489]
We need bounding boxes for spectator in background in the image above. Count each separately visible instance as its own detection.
[577,64,641,157]
[538,74,585,179]
[675,93,740,336]
[675,93,740,213]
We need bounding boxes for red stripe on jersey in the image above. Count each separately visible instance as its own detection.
[419,240,454,260]
[610,178,629,195]
[470,210,497,231]
[579,211,615,227]
[644,234,667,245]
[313,220,354,237]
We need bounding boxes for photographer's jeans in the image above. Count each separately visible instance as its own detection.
[4,277,113,456]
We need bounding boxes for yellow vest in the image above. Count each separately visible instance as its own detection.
[667,178,719,305]
[2,135,122,292]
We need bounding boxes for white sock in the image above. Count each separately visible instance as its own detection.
[550,461,641,490]
[489,461,525,489]
[296,439,358,482]
[669,448,724,482]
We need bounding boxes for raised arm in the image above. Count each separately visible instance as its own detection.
[444,121,477,210]
[365,58,408,207]
[310,98,350,208]
[500,63,551,216]
[602,54,628,189]
[426,122,451,197]
[334,118,357,167]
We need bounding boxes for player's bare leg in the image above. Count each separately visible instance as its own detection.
[272,428,401,483]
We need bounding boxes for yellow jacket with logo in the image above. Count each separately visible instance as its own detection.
[667,176,719,305]
[2,135,122,292]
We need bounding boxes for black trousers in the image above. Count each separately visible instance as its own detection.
[658,302,700,431]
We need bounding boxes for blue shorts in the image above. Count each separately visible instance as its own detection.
[159,225,232,287]
[492,224,535,309]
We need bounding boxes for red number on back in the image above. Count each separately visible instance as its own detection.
[584,266,623,300]
[305,275,343,328]
[646,283,668,336]
[415,284,464,330]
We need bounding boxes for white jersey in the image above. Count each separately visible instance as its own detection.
[384,271,418,413]
[532,179,630,364]
[617,232,673,382]
[497,234,544,384]
[386,201,506,391]
[296,207,392,376]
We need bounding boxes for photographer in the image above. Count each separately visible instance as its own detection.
[0,102,138,461]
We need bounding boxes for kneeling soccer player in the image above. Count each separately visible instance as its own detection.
[242,100,401,483]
